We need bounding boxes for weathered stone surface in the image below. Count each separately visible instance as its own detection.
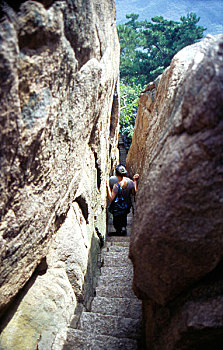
[126,35,223,348]
[79,311,141,339]
[127,35,223,303]
[64,235,142,349]
[0,0,119,348]
[142,263,223,350]
[0,204,104,349]
[156,297,223,350]
[102,252,132,267]
[91,296,141,318]
[0,264,76,350]
[97,282,136,299]
[64,329,138,350]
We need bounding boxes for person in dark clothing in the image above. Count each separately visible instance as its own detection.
[107,164,139,235]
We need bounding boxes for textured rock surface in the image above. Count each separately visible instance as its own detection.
[0,263,76,350]
[127,35,223,349]
[142,265,223,350]
[63,236,142,350]
[0,0,119,348]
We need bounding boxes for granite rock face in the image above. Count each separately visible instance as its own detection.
[127,35,223,349]
[0,0,119,348]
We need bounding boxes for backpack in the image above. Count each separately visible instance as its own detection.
[109,183,127,216]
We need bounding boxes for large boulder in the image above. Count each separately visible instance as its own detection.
[0,0,119,348]
[127,35,223,349]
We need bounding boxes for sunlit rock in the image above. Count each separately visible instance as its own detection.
[0,0,119,348]
[127,35,223,349]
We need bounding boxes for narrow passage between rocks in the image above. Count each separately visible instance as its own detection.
[63,208,143,350]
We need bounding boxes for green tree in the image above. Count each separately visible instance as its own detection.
[118,12,206,85]
[119,80,142,149]
[118,13,206,149]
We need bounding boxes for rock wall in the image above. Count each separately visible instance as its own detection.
[0,0,120,348]
[126,35,223,349]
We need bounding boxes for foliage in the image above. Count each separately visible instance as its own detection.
[119,80,143,149]
[118,12,206,85]
[118,13,206,149]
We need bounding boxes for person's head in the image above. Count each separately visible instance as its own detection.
[115,164,127,178]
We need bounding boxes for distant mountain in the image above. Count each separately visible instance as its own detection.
[116,0,223,35]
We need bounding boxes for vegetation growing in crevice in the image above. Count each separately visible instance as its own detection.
[119,81,143,149]
[118,12,206,149]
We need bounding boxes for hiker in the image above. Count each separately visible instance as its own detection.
[107,164,139,235]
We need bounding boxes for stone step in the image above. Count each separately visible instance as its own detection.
[105,245,130,253]
[91,296,142,319]
[98,272,132,285]
[107,232,131,240]
[78,312,141,340]
[102,251,130,261]
[103,245,129,253]
[107,236,130,243]
[103,249,129,257]
[64,328,138,350]
[96,282,135,298]
[102,254,132,267]
[106,240,130,248]
[100,265,133,278]
[102,249,131,262]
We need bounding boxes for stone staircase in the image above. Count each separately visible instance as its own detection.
[63,234,142,349]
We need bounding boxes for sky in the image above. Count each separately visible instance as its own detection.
[115,0,223,35]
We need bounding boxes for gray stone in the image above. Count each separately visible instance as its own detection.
[126,35,223,349]
[127,35,223,304]
[106,241,130,247]
[64,235,142,349]
[100,265,133,278]
[79,312,141,340]
[98,273,132,285]
[105,245,130,253]
[107,236,131,243]
[0,265,76,350]
[102,252,131,267]
[91,296,142,319]
[96,282,136,299]
[0,0,119,348]
[64,329,138,350]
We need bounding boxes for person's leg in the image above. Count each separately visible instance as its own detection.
[120,213,127,235]
[113,215,122,235]
[113,214,127,235]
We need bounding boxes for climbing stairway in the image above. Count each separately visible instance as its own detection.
[64,234,142,349]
